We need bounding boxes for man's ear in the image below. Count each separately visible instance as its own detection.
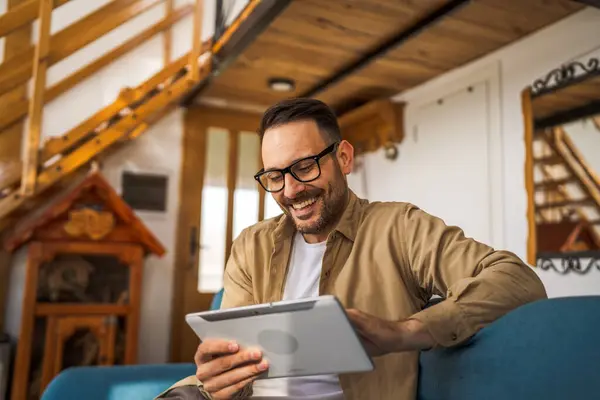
[336,140,354,175]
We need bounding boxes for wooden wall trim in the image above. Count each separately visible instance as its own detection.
[522,88,537,266]
[224,130,239,264]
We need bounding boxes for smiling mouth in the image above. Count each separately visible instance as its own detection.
[291,197,317,210]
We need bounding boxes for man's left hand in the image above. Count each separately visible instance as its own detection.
[346,309,434,357]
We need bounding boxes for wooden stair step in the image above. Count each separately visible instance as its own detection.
[534,155,563,166]
[537,198,594,210]
[534,177,576,190]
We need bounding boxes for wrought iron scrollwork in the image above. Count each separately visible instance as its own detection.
[537,253,600,275]
[531,58,600,96]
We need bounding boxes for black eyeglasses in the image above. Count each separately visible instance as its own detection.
[254,142,339,193]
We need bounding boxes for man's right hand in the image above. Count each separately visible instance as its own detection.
[194,338,269,399]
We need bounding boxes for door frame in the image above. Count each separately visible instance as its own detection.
[169,105,262,362]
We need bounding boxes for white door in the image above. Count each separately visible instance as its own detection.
[367,82,495,246]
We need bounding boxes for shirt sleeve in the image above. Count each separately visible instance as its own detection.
[220,228,255,310]
[401,204,547,347]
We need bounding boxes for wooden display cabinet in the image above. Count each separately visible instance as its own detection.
[2,172,165,400]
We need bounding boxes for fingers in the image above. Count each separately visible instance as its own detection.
[196,347,264,381]
[204,358,269,395]
[195,339,239,365]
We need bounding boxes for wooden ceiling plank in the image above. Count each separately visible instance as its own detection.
[301,0,471,99]
[0,5,194,133]
[0,0,163,97]
[203,0,584,110]
[0,0,71,38]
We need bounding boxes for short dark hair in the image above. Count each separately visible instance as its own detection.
[258,98,342,144]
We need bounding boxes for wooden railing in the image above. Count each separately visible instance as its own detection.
[0,0,262,224]
[555,127,600,206]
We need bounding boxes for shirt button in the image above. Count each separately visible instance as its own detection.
[324,271,331,278]
[271,268,276,275]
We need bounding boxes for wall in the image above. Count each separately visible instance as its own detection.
[2,0,248,364]
[363,7,600,298]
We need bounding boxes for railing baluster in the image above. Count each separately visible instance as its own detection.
[21,0,52,196]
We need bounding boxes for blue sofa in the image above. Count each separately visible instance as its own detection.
[41,295,600,400]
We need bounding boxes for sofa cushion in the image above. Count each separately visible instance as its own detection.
[418,296,600,400]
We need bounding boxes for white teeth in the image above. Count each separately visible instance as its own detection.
[292,197,317,210]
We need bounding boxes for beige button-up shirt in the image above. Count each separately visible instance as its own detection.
[221,190,547,400]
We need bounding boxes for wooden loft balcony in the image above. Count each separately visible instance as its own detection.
[0,0,588,235]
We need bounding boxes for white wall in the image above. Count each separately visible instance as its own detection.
[364,7,600,298]
[2,0,248,364]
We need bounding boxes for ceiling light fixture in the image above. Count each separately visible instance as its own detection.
[268,77,295,92]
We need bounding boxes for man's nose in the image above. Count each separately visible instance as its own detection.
[283,173,305,199]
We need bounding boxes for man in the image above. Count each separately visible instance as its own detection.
[160,98,547,399]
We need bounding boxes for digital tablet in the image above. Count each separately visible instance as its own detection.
[185,295,374,379]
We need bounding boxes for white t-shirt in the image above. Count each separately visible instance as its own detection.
[252,233,344,399]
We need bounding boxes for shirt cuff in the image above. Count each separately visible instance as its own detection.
[410,299,472,348]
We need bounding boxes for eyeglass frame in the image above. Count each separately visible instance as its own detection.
[254,141,340,193]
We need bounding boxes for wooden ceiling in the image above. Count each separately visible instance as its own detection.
[200,0,586,113]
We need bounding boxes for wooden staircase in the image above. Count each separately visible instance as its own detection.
[0,0,261,232]
[532,125,600,252]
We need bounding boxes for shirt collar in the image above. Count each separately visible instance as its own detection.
[272,189,366,244]
[334,189,365,242]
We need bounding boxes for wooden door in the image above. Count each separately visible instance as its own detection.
[170,106,274,362]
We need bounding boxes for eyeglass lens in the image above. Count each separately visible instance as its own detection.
[259,158,320,192]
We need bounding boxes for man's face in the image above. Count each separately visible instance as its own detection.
[261,120,354,235]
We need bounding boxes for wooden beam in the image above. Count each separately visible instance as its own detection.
[0,0,70,38]
[0,5,195,132]
[338,99,405,154]
[189,0,204,81]
[533,154,563,166]
[534,176,575,191]
[537,198,594,210]
[21,0,52,196]
[0,0,164,96]
[163,0,174,65]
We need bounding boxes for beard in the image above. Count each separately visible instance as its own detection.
[278,166,348,235]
